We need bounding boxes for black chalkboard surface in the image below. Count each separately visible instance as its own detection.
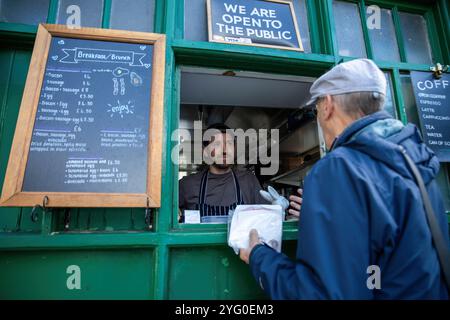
[0,25,165,208]
[23,37,153,193]
[411,71,450,162]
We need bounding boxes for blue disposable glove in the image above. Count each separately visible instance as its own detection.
[259,186,289,211]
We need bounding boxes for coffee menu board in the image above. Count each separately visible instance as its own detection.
[0,25,165,208]
[207,0,303,51]
[411,71,450,162]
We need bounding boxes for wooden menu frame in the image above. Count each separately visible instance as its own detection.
[207,0,304,51]
[0,24,166,208]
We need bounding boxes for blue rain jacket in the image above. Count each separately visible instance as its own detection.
[250,111,449,299]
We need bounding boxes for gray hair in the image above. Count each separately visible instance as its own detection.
[329,91,385,118]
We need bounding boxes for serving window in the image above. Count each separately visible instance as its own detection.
[175,66,321,226]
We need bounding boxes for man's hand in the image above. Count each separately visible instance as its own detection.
[288,188,303,217]
[239,229,262,264]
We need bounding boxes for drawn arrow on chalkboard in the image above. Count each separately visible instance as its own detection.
[60,49,77,64]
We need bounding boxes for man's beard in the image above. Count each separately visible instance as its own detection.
[212,163,231,170]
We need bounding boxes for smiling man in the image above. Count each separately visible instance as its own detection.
[239,59,450,299]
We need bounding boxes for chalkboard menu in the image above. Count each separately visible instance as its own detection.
[207,0,303,51]
[23,37,153,193]
[411,71,450,162]
[0,25,165,208]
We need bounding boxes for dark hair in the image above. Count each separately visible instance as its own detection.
[203,123,233,147]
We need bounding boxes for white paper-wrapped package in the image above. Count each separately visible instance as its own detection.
[228,205,283,255]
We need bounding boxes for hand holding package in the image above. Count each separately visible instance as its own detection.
[228,205,284,255]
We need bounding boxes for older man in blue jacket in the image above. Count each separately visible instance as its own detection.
[239,59,449,299]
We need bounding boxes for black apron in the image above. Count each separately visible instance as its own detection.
[195,169,244,222]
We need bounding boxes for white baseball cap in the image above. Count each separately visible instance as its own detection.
[305,58,387,106]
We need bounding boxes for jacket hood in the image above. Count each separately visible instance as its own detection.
[331,111,440,184]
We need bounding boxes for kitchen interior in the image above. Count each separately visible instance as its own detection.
[178,66,322,205]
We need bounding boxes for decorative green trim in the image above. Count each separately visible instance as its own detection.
[154,244,169,299]
[392,6,407,63]
[372,60,434,71]
[174,219,299,232]
[0,228,299,251]
[174,0,184,39]
[391,68,408,124]
[172,40,335,76]
[434,1,450,66]
[160,0,177,234]
[360,0,374,59]
[325,0,339,57]
[364,0,394,10]
[306,0,320,54]
[424,9,444,64]
[154,0,166,34]
[0,50,14,138]
[47,0,59,24]
[0,23,37,35]
[170,66,181,231]
[368,0,429,12]
[101,0,112,29]
[41,210,53,235]
[0,23,37,47]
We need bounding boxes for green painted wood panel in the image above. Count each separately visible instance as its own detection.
[0,48,32,233]
[169,246,265,299]
[0,49,18,233]
[51,208,149,232]
[167,242,297,299]
[0,249,155,299]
